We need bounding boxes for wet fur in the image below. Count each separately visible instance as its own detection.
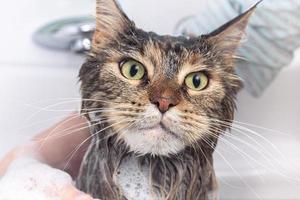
[76,0,256,199]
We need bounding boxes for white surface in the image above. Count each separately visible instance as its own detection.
[0,0,300,199]
[0,0,204,66]
[0,64,81,155]
[216,65,300,199]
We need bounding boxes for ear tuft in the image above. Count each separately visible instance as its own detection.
[206,2,260,58]
[93,0,132,47]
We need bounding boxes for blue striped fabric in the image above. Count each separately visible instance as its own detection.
[174,0,300,97]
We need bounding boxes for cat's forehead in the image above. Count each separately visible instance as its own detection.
[146,31,200,51]
[139,31,208,79]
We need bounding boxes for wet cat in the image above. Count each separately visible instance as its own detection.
[76,0,257,199]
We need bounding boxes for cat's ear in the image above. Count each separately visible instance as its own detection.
[205,3,259,58]
[93,0,133,47]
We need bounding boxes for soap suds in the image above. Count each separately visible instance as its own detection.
[0,156,157,200]
[0,157,72,200]
[115,156,155,200]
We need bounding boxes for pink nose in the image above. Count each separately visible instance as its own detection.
[151,97,179,113]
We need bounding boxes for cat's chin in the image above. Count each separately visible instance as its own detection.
[120,124,185,156]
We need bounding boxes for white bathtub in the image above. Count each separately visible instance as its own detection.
[1,52,300,199]
[215,52,300,199]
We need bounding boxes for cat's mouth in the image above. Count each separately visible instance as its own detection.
[121,114,185,155]
[138,123,179,139]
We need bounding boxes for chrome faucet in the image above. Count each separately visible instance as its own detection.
[33,16,95,53]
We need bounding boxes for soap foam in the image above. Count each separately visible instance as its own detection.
[115,156,154,200]
[0,157,72,200]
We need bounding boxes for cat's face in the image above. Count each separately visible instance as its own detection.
[80,0,255,156]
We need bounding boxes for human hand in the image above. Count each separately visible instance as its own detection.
[0,112,94,199]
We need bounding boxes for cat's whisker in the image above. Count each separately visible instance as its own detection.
[230,125,287,166]
[68,119,142,172]
[195,117,290,164]
[24,107,120,113]
[20,97,133,129]
[36,118,102,151]
[17,112,83,132]
[63,133,95,171]
[36,113,88,150]
[187,112,289,136]
[215,120,290,167]
[179,112,294,174]
[19,107,148,143]
[209,122,284,167]
[63,118,135,171]
[200,136,263,200]
[192,136,241,189]
[231,123,287,158]
[206,126,300,183]
[23,97,124,108]
[206,120,290,168]
[35,118,119,143]
[35,108,126,149]
[16,97,118,107]
[221,133,280,171]
[231,120,288,136]
[186,117,300,185]
[211,131,276,177]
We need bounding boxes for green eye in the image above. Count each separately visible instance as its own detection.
[120,60,145,80]
[185,72,209,91]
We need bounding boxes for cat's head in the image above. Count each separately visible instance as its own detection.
[80,0,256,156]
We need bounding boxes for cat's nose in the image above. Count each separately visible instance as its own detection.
[151,97,179,113]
